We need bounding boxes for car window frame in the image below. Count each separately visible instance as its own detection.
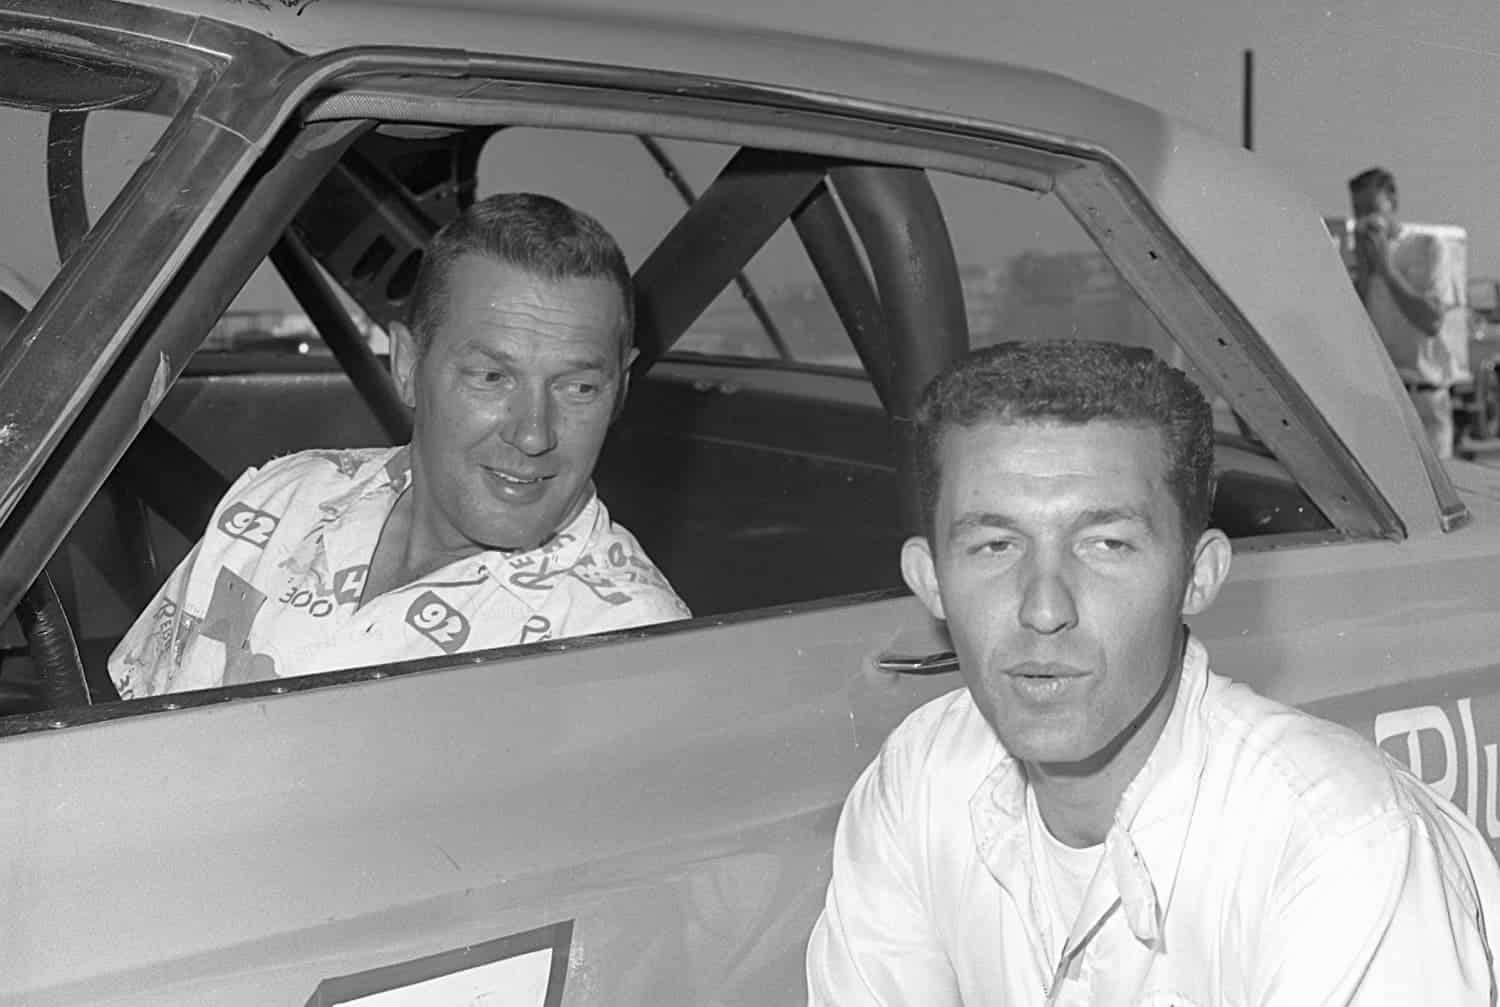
[297,54,1403,536]
[0,38,1415,734]
[0,6,302,611]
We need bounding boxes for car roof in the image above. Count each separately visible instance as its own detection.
[51,0,1446,533]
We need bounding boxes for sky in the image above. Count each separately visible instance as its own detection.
[588,0,1500,280]
[14,0,1500,313]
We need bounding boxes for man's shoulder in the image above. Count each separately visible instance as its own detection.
[573,497,656,559]
[527,495,691,631]
[1196,670,1496,913]
[1395,229,1447,278]
[1200,673,1438,830]
[878,688,1001,791]
[1393,227,1439,254]
[217,447,399,508]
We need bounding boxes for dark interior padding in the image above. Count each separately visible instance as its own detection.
[0,288,92,713]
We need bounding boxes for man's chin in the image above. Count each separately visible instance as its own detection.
[475,506,586,554]
[983,714,1089,765]
[465,485,590,554]
[999,735,1095,771]
[482,530,548,555]
[463,514,554,555]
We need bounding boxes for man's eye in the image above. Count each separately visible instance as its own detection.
[1085,537,1134,555]
[557,378,605,402]
[968,539,1017,557]
[462,367,510,389]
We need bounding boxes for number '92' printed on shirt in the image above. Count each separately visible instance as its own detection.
[405,590,471,653]
[217,502,279,548]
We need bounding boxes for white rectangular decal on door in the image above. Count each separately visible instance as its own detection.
[305,920,571,1007]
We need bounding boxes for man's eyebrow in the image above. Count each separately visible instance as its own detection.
[946,511,1020,543]
[1075,506,1155,530]
[456,343,612,371]
[945,506,1154,543]
[455,342,514,364]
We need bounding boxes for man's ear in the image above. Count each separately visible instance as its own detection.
[900,535,946,621]
[612,345,639,423]
[390,320,419,409]
[1181,528,1232,616]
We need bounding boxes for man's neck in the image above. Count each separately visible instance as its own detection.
[362,481,595,604]
[362,489,487,604]
[1025,652,1184,848]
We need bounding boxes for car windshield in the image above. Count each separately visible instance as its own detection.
[0,37,187,343]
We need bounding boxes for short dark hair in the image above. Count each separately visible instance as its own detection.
[1348,167,1397,202]
[406,192,634,356]
[913,340,1216,545]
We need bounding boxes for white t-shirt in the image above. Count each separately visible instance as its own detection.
[1026,786,1104,964]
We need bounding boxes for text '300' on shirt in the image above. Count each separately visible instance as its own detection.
[108,447,690,699]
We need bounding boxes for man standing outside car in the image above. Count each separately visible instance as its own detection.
[807,340,1500,1004]
[109,193,689,699]
[1349,166,1462,458]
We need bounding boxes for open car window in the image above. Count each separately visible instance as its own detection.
[0,56,1359,727]
[478,129,851,367]
[203,123,1324,548]
[149,121,1328,629]
[469,127,1305,462]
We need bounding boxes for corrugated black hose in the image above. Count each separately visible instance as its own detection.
[16,571,91,709]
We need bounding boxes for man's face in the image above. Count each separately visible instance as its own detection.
[393,254,632,554]
[1353,186,1397,227]
[901,419,1229,769]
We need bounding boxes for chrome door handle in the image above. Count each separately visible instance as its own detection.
[875,651,959,675]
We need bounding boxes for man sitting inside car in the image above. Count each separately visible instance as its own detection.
[109,193,689,699]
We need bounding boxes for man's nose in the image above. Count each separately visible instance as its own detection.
[502,384,556,456]
[1017,557,1079,635]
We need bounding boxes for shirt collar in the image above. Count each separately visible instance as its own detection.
[502,489,601,573]
[371,447,602,573]
[969,632,1214,948]
[310,448,602,599]
[307,446,412,525]
[487,489,605,610]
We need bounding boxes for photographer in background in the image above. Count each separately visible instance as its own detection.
[1349,166,1459,458]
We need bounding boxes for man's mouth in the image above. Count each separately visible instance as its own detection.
[1007,662,1088,680]
[483,466,553,486]
[1005,662,1088,702]
[481,466,557,503]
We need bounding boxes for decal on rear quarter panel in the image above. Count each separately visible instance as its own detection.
[1375,697,1500,838]
[303,920,572,1006]
[1303,664,1500,853]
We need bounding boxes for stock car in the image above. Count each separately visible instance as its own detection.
[3,0,1500,1003]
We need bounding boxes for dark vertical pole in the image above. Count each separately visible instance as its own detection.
[1232,47,1262,443]
[1242,49,1255,151]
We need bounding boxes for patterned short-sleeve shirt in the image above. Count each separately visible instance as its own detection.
[108,446,690,699]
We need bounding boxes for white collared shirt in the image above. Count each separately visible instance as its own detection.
[108,446,689,698]
[807,636,1500,1006]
